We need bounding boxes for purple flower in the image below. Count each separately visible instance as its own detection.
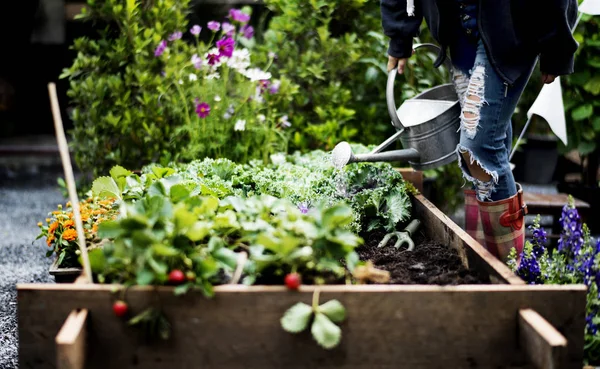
[229,9,250,23]
[516,249,542,284]
[190,25,202,36]
[268,80,281,94]
[278,115,291,129]
[216,37,235,58]
[207,53,221,66]
[298,202,310,214]
[241,25,254,39]
[222,22,235,36]
[207,21,221,32]
[168,31,182,41]
[191,54,202,69]
[268,51,277,60]
[195,102,211,118]
[154,40,167,57]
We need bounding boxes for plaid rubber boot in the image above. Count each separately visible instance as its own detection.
[477,184,528,263]
[464,189,485,246]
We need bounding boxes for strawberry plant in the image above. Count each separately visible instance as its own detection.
[281,289,347,349]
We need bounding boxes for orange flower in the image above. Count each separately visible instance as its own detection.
[62,228,78,241]
[48,221,59,234]
[46,234,55,247]
[67,212,74,219]
[63,220,75,228]
[92,224,98,233]
[81,213,90,222]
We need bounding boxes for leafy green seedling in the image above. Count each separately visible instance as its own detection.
[280,289,346,349]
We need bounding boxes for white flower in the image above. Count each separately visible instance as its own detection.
[206,72,221,80]
[257,114,266,123]
[178,79,183,85]
[234,119,246,131]
[244,68,271,82]
[214,95,222,102]
[270,153,286,165]
[227,48,251,72]
[188,73,198,82]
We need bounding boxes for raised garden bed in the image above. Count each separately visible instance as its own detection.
[18,193,587,369]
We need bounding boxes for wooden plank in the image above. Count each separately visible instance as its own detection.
[56,309,88,369]
[519,309,567,369]
[18,283,586,369]
[412,194,526,285]
[524,193,589,209]
[395,167,424,193]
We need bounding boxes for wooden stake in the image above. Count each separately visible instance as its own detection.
[56,309,88,369]
[519,308,567,369]
[47,82,93,283]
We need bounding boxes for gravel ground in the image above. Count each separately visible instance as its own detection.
[0,168,63,369]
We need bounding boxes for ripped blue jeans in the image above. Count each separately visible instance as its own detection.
[451,39,535,202]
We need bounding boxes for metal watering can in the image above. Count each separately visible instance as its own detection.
[332,43,461,171]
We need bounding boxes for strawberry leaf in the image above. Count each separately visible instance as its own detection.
[318,300,346,323]
[281,302,313,333]
[311,312,341,349]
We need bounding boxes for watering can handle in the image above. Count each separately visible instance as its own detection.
[386,43,452,131]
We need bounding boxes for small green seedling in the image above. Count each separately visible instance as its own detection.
[280,289,346,349]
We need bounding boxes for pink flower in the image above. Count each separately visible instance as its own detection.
[207,21,220,32]
[168,31,182,41]
[229,9,250,24]
[154,40,167,57]
[216,37,235,58]
[241,25,254,39]
[222,22,235,36]
[195,102,211,118]
[190,25,201,36]
[207,53,221,66]
[191,54,202,69]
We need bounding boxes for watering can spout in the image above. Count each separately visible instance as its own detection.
[331,142,420,169]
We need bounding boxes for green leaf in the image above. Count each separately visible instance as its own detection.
[170,183,191,202]
[571,104,593,121]
[318,300,346,323]
[87,247,106,272]
[151,167,176,178]
[109,165,133,192]
[174,283,191,296]
[322,204,353,228]
[174,206,196,230]
[136,269,155,285]
[213,248,239,269]
[98,221,124,239]
[578,141,597,156]
[186,221,211,241]
[92,176,121,200]
[148,257,168,275]
[280,302,313,333]
[311,312,342,349]
[152,244,179,257]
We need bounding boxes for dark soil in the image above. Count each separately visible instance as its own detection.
[358,230,490,285]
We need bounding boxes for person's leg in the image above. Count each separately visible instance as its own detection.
[455,39,535,262]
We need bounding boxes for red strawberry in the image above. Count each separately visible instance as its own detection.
[284,273,301,290]
[113,300,128,317]
[168,269,186,285]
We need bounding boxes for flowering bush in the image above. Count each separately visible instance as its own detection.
[507,198,600,365]
[61,0,294,178]
[37,197,118,267]
[156,8,296,165]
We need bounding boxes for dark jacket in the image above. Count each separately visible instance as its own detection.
[380,0,579,85]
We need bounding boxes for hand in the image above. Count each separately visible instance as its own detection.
[541,73,556,84]
[387,55,410,74]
